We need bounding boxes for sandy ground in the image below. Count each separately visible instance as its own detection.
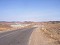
[28,27,60,45]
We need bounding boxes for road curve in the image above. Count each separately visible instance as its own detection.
[0,27,35,45]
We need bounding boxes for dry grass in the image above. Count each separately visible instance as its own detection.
[41,23,60,44]
[0,24,34,31]
[0,24,12,31]
[28,26,58,45]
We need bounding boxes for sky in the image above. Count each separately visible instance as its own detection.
[0,0,60,22]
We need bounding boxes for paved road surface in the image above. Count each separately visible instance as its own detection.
[0,27,35,45]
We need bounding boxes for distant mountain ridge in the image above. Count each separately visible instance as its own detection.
[48,21,60,24]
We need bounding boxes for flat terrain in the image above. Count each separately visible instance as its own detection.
[0,22,60,45]
[0,24,12,31]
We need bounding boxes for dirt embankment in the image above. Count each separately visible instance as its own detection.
[41,23,60,44]
[28,23,60,45]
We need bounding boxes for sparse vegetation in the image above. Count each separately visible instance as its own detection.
[40,22,60,44]
[0,24,12,31]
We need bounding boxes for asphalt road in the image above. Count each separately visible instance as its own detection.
[0,27,35,45]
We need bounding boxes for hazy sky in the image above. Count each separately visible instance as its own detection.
[0,0,60,22]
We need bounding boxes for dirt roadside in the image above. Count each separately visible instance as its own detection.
[28,27,60,45]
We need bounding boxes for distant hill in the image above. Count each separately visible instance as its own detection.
[48,21,60,24]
